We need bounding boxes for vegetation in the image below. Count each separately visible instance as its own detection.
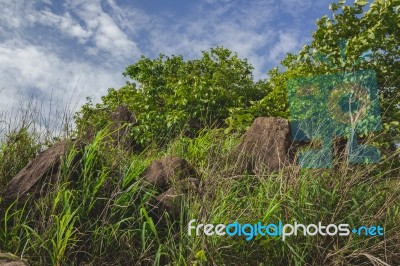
[1,0,400,265]
[76,47,267,148]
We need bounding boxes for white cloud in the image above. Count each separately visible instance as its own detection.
[280,0,328,17]
[62,0,140,59]
[268,31,303,62]
[141,0,278,79]
[105,0,152,36]
[18,0,141,60]
[0,0,333,134]
[0,40,123,94]
[0,0,136,132]
[0,1,34,30]
[32,10,91,42]
[0,39,127,131]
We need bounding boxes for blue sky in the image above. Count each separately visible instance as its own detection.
[0,0,334,130]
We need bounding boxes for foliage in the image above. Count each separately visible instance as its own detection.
[226,54,308,133]
[229,0,400,150]
[298,0,400,151]
[76,47,266,148]
[1,126,399,265]
[0,127,41,190]
[2,1,400,265]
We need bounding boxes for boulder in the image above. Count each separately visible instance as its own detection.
[143,156,197,190]
[1,140,81,205]
[143,156,199,219]
[234,117,292,174]
[152,178,200,217]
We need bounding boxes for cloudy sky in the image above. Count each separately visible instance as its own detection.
[0,0,333,133]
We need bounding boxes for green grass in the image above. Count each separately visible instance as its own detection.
[0,125,399,265]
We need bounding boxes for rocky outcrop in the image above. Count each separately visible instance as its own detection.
[1,140,83,206]
[234,117,292,174]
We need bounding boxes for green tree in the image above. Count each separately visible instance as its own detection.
[232,0,399,151]
[300,0,400,151]
[76,47,266,148]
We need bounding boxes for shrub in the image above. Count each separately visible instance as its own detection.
[76,47,266,148]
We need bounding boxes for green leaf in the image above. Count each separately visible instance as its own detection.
[195,250,207,262]
[368,31,375,40]
[355,0,368,6]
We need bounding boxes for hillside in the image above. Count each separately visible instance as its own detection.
[1,1,400,265]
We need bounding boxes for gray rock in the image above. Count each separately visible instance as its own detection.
[235,117,292,174]
[143,156,197,190]
[1,140,83,206]
[153,178,200,217]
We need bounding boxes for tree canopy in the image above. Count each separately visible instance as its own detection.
[76,47,266,147]
[76,0,400,151]
[230,0,399,150]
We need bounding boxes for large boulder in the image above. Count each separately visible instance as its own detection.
[142,156,197,190]
[234,117,292,174]
[1,140,82,206]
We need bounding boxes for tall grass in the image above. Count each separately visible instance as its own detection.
[0,120,399,265]
[163,130,400,265]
